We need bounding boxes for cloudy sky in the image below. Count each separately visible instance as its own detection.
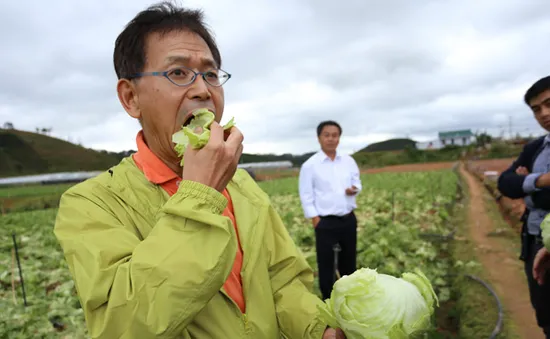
[1,0,549,155]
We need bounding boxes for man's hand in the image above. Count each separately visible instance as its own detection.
[516,166,550,189]
[516,166,529,175]
[323,328,346,339]
[536,173,550,189]
[181,122,244,192]
[533,247,550,285]
[312,216,321,228]
[345,186,358,196]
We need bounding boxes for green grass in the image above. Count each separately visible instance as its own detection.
[0,184,73,214]
[0,184,73,199]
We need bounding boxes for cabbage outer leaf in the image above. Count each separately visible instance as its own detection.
[172,108,235,166]
[317,267,438,339]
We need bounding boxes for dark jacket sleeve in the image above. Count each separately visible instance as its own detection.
[531,189,550,210]
[497,140,537,199]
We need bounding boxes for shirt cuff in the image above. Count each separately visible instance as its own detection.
[304,206,319,219]
[523,173,543,194]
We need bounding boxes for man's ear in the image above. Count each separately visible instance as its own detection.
[117,79,141,119]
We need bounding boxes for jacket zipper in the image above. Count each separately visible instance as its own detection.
[220,289,250,334]
[243,313,250,332]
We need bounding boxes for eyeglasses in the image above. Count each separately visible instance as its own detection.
[127,67,231,87]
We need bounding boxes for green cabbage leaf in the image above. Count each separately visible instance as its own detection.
[318,267,439,339]
[172,108,235,166]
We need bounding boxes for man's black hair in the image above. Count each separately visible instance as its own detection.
[317,120,342,137]
[524,76,550,106]
[113,1,221,79]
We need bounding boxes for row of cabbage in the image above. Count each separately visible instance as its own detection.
[269,169,459,303]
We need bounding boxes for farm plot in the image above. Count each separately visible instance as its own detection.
[0,184,72,214]
[0,209,87,338]
[1,169,461,338]
[269,170,460,302]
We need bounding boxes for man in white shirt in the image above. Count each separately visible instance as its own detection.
[298,120,362,300]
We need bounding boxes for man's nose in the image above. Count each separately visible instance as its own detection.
[187,75,211,101]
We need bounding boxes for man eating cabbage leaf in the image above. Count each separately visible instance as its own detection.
[53,2,345,338]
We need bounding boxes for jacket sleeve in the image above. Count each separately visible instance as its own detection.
[264,203,327,339]
[497,144,532,199]
[54,180,237,339]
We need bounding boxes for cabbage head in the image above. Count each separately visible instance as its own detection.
[318,268,439,339]
[541,214,550,250]
[172,108,235,166]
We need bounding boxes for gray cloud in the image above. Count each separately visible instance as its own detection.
[1,0,549,156]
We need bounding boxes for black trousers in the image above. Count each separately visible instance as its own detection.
[315,212,357,300]
[523,233,550,337]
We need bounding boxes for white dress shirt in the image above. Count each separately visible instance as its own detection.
[298,150,363,219]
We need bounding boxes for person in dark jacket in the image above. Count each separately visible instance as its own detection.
[498,75,550,338]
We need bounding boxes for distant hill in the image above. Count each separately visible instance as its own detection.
[0,129,129,177]
[356,138,417,153]
[0,127,530,179]
[0,128,316,177]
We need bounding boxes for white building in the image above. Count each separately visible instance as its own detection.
[438,130,474,147]
[416,130,475,150]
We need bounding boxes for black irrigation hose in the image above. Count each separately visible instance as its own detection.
[419,229,457,241]
[465,274,504,339]
[437,272,504,338]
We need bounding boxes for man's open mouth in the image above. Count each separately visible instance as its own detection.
[181,108,213,127]
[182,115,193,127]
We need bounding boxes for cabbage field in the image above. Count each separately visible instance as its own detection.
[0,169,464,338]
[269,170,460,302]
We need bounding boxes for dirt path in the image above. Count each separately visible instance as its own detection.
[460,164,543,339]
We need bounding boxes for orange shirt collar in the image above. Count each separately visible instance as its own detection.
[133,130,180,185]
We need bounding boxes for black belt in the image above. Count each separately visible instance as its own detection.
[320,212,354,220]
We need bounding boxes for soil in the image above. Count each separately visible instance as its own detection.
[362,162,455,174]
[460,163,543,339]
[467,158,526,232]
[471,158,518,172]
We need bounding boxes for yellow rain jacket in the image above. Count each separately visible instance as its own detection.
[54,157,328,338]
